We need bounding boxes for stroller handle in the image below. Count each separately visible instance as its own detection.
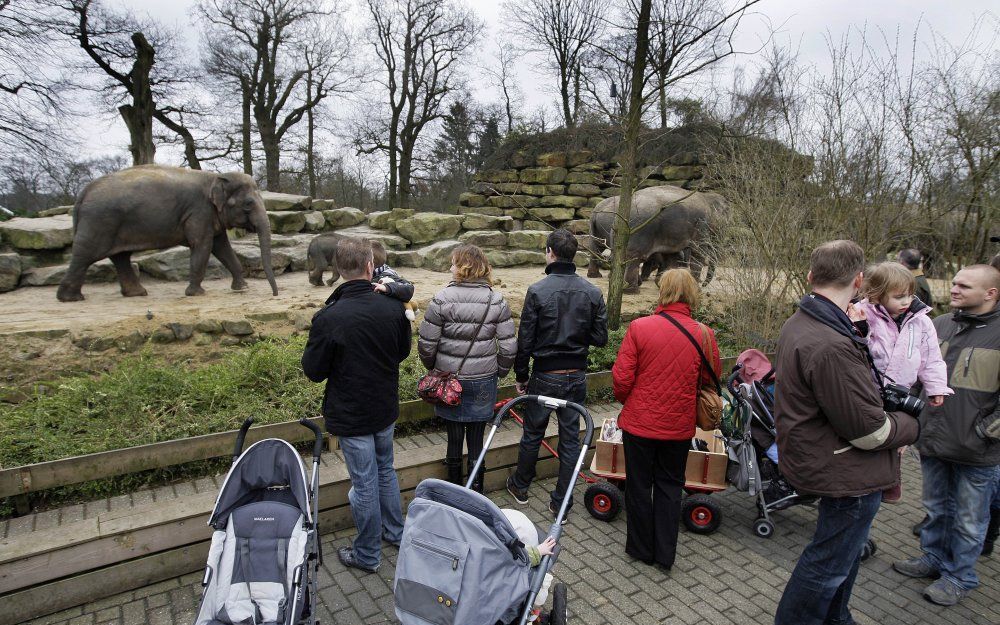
[493,395,595,448]
[726,364,743,393]
[233,418,255,462]
[299,418,324,461]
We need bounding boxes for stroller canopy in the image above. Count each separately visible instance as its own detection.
[208,439,310,529]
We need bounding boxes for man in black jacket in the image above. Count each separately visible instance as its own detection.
[508,229,608,522]
[302,237,411,573]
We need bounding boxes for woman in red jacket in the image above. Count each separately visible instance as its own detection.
[611,269,721,570]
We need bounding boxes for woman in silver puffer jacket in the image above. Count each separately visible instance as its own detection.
[418,244,517,491]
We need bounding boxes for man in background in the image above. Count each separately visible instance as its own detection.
[899,248,933,306]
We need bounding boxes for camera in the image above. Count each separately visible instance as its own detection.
[881,383,926,417]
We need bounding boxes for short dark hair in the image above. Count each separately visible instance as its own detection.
[371,240,387,267]
[809,240,865,288]
[898,248,922,270]
[546,228,578,260]
[335,236,373,278]
[989,254,1000,273]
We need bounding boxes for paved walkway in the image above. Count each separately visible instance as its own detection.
[19,453,1000,625]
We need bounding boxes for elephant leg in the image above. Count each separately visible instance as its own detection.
[703,261,716,286]
[185,241,212,297]
[308,254,325,287]
[587,257,603,278]
[325,264,340,287]
[623,259,641,294]
[109,252,147,297]
[212,234,247,291]
[57,251,98,302]
[639,257,657,286]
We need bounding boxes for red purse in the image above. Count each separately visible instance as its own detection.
[417,299,493,406]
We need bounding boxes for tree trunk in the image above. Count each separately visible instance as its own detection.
[398,143,412,208]
[387,125,399,207]
[306,72,316,197]
[560,72,574,128]
[121,33,156,166]
[153,111,201,169]
[240,76,253,176]
[260,122,281,191]
[607,0,653,331]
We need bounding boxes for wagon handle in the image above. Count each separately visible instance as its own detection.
[233,418,255,462]
[299,418,324,462]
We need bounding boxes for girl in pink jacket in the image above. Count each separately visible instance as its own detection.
[853,262,953,502]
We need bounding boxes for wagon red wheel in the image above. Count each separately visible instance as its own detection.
[584,482,624,522]
[681,494,722,534]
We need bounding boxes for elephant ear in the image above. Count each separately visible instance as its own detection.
[210,176,232,224]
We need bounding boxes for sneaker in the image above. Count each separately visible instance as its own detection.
[922,578,968,606]
[549,500,569,525]
[506,476,529,505]
[337,546,378,574]
[892,557,939,579]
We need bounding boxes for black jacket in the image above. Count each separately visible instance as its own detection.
[372,264,415,303]
[514,261,608,382]
[302,280,412,437]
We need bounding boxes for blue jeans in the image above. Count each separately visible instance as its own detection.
[918,455,997,590]
[511,371,588,510]
[340,423,405,569]
[774,491,881,625]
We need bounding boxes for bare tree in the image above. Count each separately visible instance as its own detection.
[197,0,354,191]
[357,0,481,208]
[483,42,523,134]
[503,0,605,129]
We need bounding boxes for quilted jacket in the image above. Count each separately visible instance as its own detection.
[612,303,721,440]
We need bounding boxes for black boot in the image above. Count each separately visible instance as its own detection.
[982,508,999,557]
[912,514,930,536]
[468,458,484,493]
[444,456,463,485]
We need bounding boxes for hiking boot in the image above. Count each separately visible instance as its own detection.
[549,500,569,525]
[893,557,939,579]
[912,514,930,536]
[922,578,968,606]
[444,456,463,485]
[506,476,529,505]
[337,546,377,574]
[981,508,999,557]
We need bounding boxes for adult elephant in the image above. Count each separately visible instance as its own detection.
[56,165,278,302]
[587,185,727,293]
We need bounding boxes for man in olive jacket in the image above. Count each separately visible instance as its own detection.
[894,264,1000,606]
[774,240,920,625]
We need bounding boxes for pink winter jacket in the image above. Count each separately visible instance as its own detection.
[856,299,953,397]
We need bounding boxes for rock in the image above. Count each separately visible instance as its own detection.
[37,205,72,217]
[293,313,313,331]
[368,211,392,229]
[394,213,463,245]
[220,336,243,346]
[522,220,548,231]
[247,311,287,322]
[601,187,621,198]
[459,205,504,217]
[0,253,20,292]
[638,178,668,189]
[335,226,409,250]
[116,331,147,352]
[71,332,116,352]
[668,151,702,166]
[137,247,226,281]
[195,319,224,333]
[458,193,488,207]
[414,240,462,271]
[193,333,214,346]
[261,191,311,211]
[587,197,604,207]
[150,326,176,344]
[493,183,524,194]
[519,184,565,196]
[21,258,138,286]
[639,165,663,180]
[571,161,607,172]
[461,213,506,230]
[0,215,74,250]
[267,210,307,234]
[389,207,416,221]
[168,323,194,341]
[566,150,595,167]
[661,165,704,179]
[264,234,304,248]
[285,243,309,272]
[503,208,528,220]
[231,243,291,278]
[565,171,602,185]
[573,251,591,268]
[222,319,254,336]
[323,207,366,229]
[388,250,425,268]
[536,152,567,168]
[566,183,602,197]
[507,230,549,250]
[528,207,577,222]
[311,199,333,211]
[486,195,539,209]
[519,167,568,185]
[15,248,72,270]
[473,169,519,183]
[510,151,533,168]
[484,249,547,267]
[576,206,594,220]
[458,230,507,247]
[564,219,590,234]
[539,195,588,208]
[302,211,328,231]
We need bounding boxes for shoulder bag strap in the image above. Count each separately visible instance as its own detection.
[658,312,721,393]
[456,294,493,376]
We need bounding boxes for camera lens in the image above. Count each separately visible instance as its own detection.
[900,395,926,417]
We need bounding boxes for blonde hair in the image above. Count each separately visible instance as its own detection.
[658,268,701,309]
[862,262,915,304]
[451,244,493,285]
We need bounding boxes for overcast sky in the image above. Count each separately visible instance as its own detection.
[83,0,996,160]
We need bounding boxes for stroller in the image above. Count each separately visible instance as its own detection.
[394,395,592,625]
[193,417,324,625]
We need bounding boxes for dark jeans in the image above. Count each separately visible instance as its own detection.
[621,431,689,569]
[774,491,882,625]
[511,371,588,510]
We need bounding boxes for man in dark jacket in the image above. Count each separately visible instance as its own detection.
[894,264,1000,605]
[302,237,412,573]
[898,248,933,307]
[774,240,920,625]
[508,229,608,522]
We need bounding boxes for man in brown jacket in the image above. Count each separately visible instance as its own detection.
[774,240,920,625]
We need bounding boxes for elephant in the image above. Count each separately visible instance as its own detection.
[587,185,727,293]
[638,250,687,286]
[307,233,345,286]
[56,165,278,302]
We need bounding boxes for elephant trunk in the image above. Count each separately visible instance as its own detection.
[252,212,279,296]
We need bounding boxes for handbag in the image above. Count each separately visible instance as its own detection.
[658,312,723,431]
[417,298,493,406]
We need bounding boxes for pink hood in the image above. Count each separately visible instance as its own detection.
[856,299,953,396]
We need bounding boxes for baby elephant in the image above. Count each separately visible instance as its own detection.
[307,233,345,286]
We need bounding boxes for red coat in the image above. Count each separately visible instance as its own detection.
[612,303,721,441]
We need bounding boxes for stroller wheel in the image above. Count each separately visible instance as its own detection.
[861,538,878,562]
[753,517,775,539]
[681,495,722,534]
[549,582,568,625]
[584,482,624,522]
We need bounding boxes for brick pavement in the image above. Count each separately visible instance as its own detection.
[21,454,999,625]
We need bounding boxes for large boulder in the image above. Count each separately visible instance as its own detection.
[460,213,513,231]
[519,184,565,196]
[323,207,366,229]
[21,258,137,286]
[528,207,576,222]
[335,225,409,250]
[395,213,463,245]
[231,242,292,277]
[458,230,507,247]
[564,219,590,235]
[0,215,74,250]
[459,205,504,217]
[507,230,549,251]
[484,249,547,267]
[414,240,462,271]
[137,246,226,281]
[486,195,539,209]
[36,205,73,217]
[261,192,311,211]
[285,242,310,272]
[368,211,392,229]
[267,211,307,234]
[310,199,333,211]
[519,167,568,185]
[539,195,588,208]
[0,253,21,292]
[458,193,488,207]
[566,184,602,197]
[387,250,425,268]
[302,211,328,232]
[536,152,567,168]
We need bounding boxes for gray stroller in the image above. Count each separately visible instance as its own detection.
[394,395,594,625]
[193,417,324,625]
